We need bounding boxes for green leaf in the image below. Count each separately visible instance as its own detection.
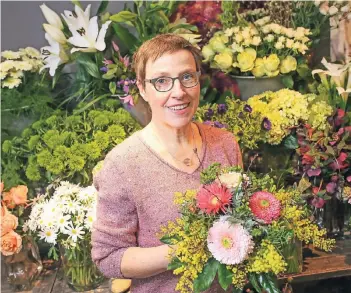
[257,273,280,293]
[167,257,184,270]
[218,263,233,290]
[146,6,169,17]
[110,11,138,23]
[159,234,180,245]
[74,94,110,113]
[75,54,101,79]
[281,75,294,89]
[297,63,311,79]
[97,0,109,15]
[111,23,139,52]
[193,258,219,293]
[248,273,262,293]
[325,145,335,156]
[284,135,299,149]
[109,82,116,94]
[297,177,312,193]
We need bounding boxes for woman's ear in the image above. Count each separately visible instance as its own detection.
[137,80,148,102]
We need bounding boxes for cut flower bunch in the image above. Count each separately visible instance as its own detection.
[159,164,335,293]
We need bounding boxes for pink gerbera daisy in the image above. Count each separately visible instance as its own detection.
[207,219,254,265]
[196,183,231,214]
[249,191,281,224]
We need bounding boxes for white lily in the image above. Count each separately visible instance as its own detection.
[40,33,68,76]
[61,4,91,32]
[336,87,351,102]
[43,23,66,44]
[40,4,63,30]
[67,16,111,53]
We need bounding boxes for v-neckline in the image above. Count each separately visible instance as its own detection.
[137,122,207,175]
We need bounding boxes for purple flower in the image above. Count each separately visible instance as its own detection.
[205,109,214,119]
[214,121,226,128]
[262,118,272,131]
[244,104,252,113]
[217,104,227,115]
[203,121,213,126]
[326,182,337,194]
[238,112,244,119]
[100,66,108,73]
[307,167,321,177]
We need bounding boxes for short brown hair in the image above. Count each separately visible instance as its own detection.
[132,33,202,83]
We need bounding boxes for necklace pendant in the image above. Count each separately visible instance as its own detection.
[183,158,191,166]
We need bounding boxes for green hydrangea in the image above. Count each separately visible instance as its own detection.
[2,140,12,153]
[28,135,40,150]
[93,114,110,128]
[88,110,101,120]
[45,115,58,127]
[107,125,126,144]
[103,99,119,110]
[32,120,45,130]
[94,131,110,150]
[70,143,87,159]
[85,141,101,160]
[46,157,64,174]
[67,155,85,171]
[54,145,71,161]
[37,149,53,167]
[65,115,82,128]
[21,128,32,138]
[25,163,41,181]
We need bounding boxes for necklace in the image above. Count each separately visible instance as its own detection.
[153,124,198,167]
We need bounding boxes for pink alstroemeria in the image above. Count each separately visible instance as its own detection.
[329,152,349,171]
[112,41,120,52]
[311,197,326,209]
[119,95,134,106]
[307,167,321,177]
[326,182,337,194]
[103,58,113,65]
[120,55,130,68]
[347,176,351,183]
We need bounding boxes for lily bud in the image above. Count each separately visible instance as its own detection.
[40,4,63,30]
[43,24,66,44]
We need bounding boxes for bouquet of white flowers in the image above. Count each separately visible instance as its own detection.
[25,181,104,291]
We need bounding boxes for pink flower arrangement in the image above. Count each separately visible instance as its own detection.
[249,191,281,224]
[207,219,254,265]
[196,183,231,214]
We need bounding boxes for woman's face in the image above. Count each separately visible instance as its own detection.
[138,49,200,129]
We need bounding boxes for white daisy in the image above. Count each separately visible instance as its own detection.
[65,224,85,243]
[39,229,57,244]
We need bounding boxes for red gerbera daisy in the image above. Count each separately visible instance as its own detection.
[196,183,231,214]
[249,191,281,224]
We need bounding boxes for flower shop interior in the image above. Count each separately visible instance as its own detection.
[1,1,351,293]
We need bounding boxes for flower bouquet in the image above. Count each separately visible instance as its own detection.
[159,164,335,293]
[25,181,104,291]
[1,183,43,291]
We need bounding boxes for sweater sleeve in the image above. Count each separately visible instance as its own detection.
[91,152,138,279]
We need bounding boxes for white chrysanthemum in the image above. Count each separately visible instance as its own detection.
[2,50,21,60]
[78,185,97,201]
[0,71,7,80]
[2,77,21,89]
[39,228,58,244]
[265,34,275,42]
[1,60,16,72]
[20,47,41,59]
[84,210,96,230]
[9,70,24,79]
[57,214,71,231]
[64,224,85,243]
[13,61,32,71]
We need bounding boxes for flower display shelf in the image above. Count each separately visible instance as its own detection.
[2,239,351,293]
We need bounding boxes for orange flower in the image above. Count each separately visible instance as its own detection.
[2,192,16,209]
[9,185,28,205]
[1,206,18,236]
[0,230,22,256]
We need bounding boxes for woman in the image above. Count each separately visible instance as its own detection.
[92,34,242,293]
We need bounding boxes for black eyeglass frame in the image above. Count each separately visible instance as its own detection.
[144,71,201,92]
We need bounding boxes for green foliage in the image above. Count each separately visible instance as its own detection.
[1,102,141,190]
[193,258,219,293]
[200,163,221,185]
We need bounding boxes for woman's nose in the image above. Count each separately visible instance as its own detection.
[171,79,186,99]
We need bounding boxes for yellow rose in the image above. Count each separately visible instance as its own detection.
[263,54,280,72]
[209,34,229,53]
[280,56,297,74]
[252,58,265,77]
[237,48,257,72]
[214,52,233,70]
[202,45,215,62]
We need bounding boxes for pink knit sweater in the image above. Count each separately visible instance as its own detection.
[92,122,243,293]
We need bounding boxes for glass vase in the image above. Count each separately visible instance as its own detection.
[281,238,303,274]
[3,235,43,291]
[59,237,105,292]
[323,196,345,238]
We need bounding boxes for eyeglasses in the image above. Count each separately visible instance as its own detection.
[144,71,201,92]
